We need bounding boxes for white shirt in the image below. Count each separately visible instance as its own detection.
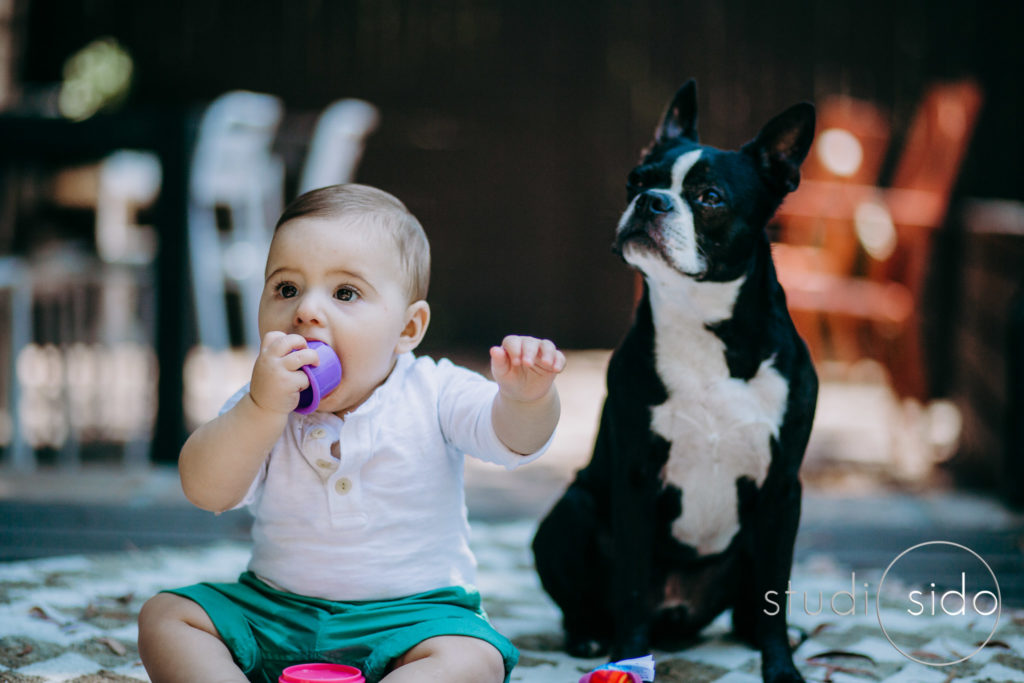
[223,352,548,601]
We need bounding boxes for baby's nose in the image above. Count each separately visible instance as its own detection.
[294,294,325,326]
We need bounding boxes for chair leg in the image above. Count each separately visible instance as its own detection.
[826,312,864,364]
[58,285,87,469]
[789,309,825,364]
[240,275,262,351]
[242,187,272,351]
[884,316,929,401]
[5,261,33,471]
[188,204,231,351]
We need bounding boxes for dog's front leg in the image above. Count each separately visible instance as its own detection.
[743,473,805,683]
[608,433,666,661]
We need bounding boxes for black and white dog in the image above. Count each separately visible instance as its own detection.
[533,80,818,683]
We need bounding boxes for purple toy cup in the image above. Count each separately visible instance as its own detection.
[294,340,342,414]
[279,663,364,683]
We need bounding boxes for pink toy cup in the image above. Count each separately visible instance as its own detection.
[294,340,342,414]
[278,663,365,683]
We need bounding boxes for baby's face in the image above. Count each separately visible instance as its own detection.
[259,216,415,416]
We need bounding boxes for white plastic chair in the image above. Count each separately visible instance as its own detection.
[298,98,379,194]
[188,90,285,351]
[5,148,162,471]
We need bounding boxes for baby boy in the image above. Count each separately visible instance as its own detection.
[138,184,565,683]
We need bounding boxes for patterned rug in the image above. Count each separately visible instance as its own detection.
[1,522,1022,682]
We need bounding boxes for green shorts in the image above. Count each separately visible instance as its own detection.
[164,572,517,683]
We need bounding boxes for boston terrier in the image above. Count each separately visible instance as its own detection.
[533,80,818,683]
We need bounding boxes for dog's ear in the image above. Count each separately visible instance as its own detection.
[653,79,699,144]
[741,102,816,194]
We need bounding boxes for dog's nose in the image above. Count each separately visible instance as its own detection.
[636,190,674,215]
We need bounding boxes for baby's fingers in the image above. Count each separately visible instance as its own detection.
[499,335,523,365]
[500,335,566,373]
[503,335,550,367]
[262,332,308,358]
[518,337,541,367]
[537,340,567,373]
[490,345,511,377]
[283,348,320,372]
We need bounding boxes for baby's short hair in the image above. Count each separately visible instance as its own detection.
[275,184,431,301]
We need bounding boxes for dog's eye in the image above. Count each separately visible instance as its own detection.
[698,189,725,207]
[627,171,645,190]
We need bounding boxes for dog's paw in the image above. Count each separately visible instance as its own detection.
[566,634,609,659]
[608,638,650,664]
[763,665,805,683]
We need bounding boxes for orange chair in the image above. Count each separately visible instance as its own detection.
[774,80,983,400]
[772,95,893,362]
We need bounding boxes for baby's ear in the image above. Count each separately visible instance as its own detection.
[395,300,431,353]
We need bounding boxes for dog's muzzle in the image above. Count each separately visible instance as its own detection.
[614,190,675,255]
[634,190,676,217]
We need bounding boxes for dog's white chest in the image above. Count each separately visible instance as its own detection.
[645,270,789,556]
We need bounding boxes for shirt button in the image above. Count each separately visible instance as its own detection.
[335,477,353,495]
[316,459,336,469]
[310,428,327,439]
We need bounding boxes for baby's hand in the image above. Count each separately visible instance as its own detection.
[249,332,320,414]
[490,335,567,403]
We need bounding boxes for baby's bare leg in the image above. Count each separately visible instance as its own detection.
[138,592,247,683]
[383,635,505,683]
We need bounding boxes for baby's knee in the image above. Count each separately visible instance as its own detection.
[451,638,503,680]
[467,640,505,682]
[138,592,211,635]
[397,636,505,682]
[139,593,175,631]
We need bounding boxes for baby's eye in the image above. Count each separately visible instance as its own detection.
[275,282,298,298]
[335,287,360,302]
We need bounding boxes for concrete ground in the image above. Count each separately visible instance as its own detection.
[1,351,1022,681]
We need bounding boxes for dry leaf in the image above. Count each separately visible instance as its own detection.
[96,637,128,656]
[979,639,1010,649]
[28,606,52,621]
[810,622,834,638]
[806,650,878,665]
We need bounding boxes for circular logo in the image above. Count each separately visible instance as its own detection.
[876,541,1001,666]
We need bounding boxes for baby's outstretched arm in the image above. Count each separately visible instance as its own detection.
[178,332,320,512]
[489,335,566,455]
